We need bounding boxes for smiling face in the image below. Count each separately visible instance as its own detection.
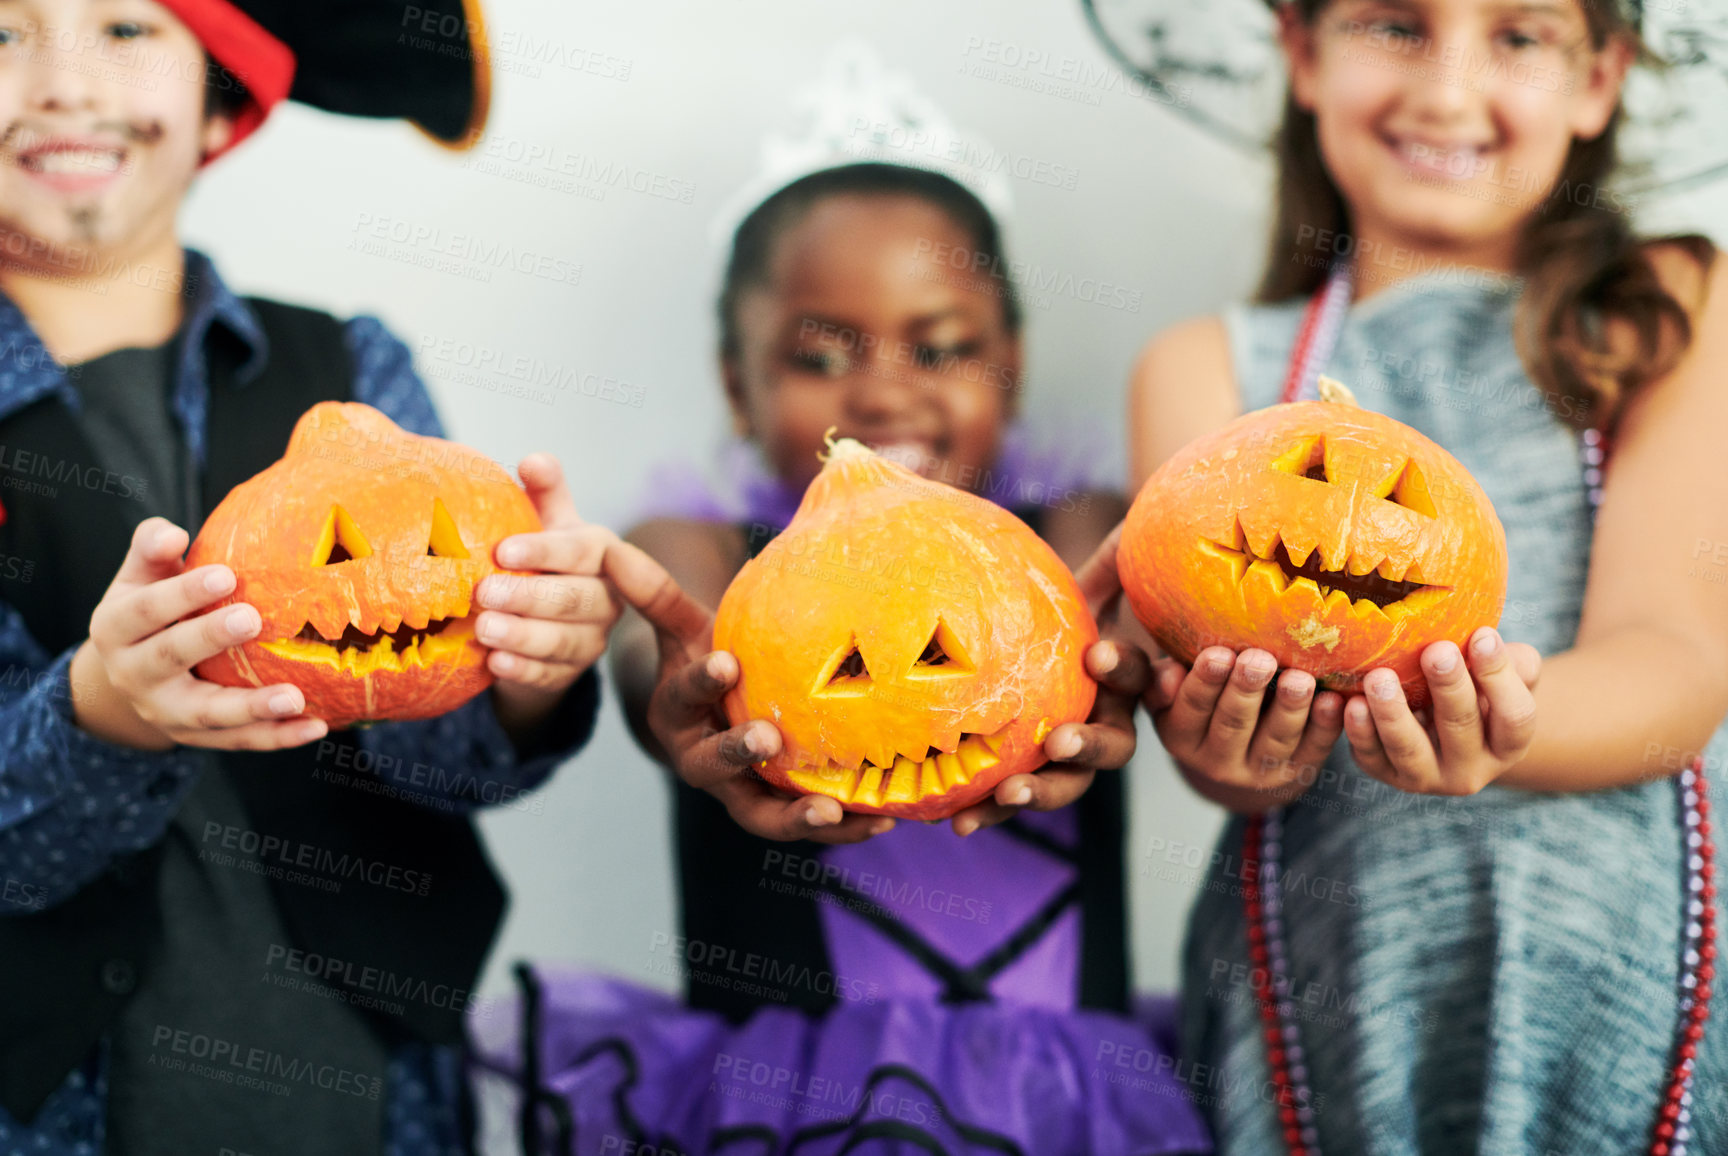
[725,192,1019,495]
[1283,0,1630,268]
[714,439,1097,821]
[1119,395,1508,705]
[186,403,542,728]
[0,0,229,271]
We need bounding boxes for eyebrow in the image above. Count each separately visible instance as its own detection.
[1349,0,1573,15]
[1484,1,1573,17]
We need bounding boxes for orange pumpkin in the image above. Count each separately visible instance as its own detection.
[186,402,541,727]
[713,437,1098,821]
[1119,378,1507,706]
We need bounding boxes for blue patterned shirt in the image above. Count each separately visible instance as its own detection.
[0,251,588,1155]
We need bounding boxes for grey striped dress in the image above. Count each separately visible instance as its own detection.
[1179,272,1728,1155]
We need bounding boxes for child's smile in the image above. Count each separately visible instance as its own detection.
[727,192,1019,497]
[0,0,227,268]
[9,129,131,194]
[1287,0,1629,280]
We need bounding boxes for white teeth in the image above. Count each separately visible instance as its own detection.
[25,149,122,175]
[1399,139,1486,177]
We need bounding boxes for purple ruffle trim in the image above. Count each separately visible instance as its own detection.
[471,973,1212,1155]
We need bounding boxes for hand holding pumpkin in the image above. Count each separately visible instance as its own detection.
[1145,645,1346,810]
[602,537,893,844]
[474,454,626,726]
[1342,628,1541,796]
[70,517,330,752]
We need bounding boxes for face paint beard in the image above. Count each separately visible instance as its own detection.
[2,118,166,256]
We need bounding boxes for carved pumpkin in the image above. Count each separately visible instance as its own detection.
[1119,378,1507,706]
[713,437,1098,821]
[186,402,541,727]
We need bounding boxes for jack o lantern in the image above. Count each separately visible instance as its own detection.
[713,436,1098,821]
[1119,378,1507,706]
[186,402,541,727]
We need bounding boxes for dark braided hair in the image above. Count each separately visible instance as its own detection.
[718,163,1021,360]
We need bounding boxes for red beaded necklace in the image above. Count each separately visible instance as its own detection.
[1245,266,1719,1156]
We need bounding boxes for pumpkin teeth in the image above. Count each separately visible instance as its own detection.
[1244,559,1289,595]
[1346,551,1383,578]
[263,618,474,675]
[783,730,1006,806]
[1322,588,1353,614]
[886,756,923,803]
[1242,523,1280,563]
[1350,598,1391,623]
[1198,539,1250,584]
[853,764,887,808]
[1282,539,1317,569]
[1377,558,1409,583]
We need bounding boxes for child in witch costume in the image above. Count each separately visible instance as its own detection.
[0,1,620,1153]
[474,50,1212,1156]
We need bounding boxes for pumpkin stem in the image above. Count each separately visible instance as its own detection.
[1316,375,1358,406]
[816,428,875,464]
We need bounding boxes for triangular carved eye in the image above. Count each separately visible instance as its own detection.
[1388,460,1438,518]
[813,637,873,697]
[1272,436,1329,483]
[427,498,470,558]
[906,620,973,679]
[312,505,372,566]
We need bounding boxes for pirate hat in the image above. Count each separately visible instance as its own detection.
[160,0,490,159]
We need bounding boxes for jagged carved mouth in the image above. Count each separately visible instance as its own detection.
[786,730,1008,807]
[1200,519,1452,622]
[261,615,476,674]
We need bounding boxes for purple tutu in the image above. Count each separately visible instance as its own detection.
[471,972,1212,1155]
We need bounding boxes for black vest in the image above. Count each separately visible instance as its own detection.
[0,300,507,1124]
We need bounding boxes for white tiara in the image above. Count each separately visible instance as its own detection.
[709,41,1015,249]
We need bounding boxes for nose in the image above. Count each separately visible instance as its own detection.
[1400,35,1478,123]
[23,25,100,115]
[840,352,922,426]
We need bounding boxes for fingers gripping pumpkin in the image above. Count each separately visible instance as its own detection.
[186,402,541,727]
[1119,378,1508,707]
[713,437,1098,822]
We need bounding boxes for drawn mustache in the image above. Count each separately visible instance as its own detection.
[0,119,163,151]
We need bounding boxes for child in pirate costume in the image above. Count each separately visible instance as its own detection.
[0,1,618,1153]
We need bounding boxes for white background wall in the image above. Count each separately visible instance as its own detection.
[180,0,1728,1003]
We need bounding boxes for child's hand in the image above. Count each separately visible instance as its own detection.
[949,523,1150,836]
[476,455,625,721]
[1147,647,1346,804]
[1343,628,1540,796]
[71,518,328,752]
[603,537,891,845]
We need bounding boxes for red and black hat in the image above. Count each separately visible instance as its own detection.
[160,0,490,160]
